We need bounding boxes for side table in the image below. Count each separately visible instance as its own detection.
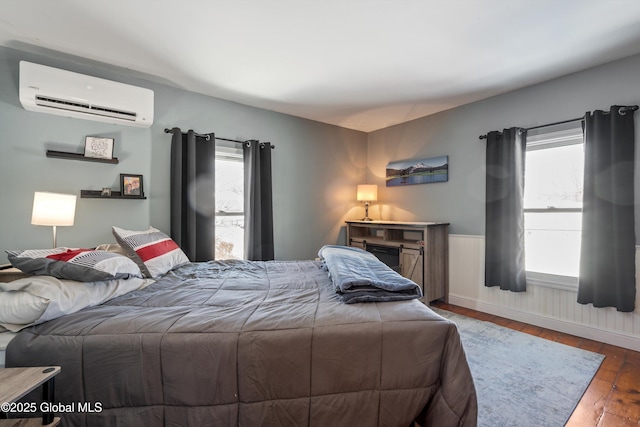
[0,267,30,283]
[0,366,61,426]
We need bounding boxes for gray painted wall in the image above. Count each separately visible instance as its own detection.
[367,53,640,239]
[0,46,368,264]
[3,44,639,266]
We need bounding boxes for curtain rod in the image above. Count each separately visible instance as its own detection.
[164,128,244,143]
[164,128,275,148]
[477,105,639,140]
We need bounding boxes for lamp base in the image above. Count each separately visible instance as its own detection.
[361,202,373,221]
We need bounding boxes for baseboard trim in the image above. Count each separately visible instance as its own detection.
[449,293,640,352]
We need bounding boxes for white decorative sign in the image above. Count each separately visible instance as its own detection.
[84,137,114,159]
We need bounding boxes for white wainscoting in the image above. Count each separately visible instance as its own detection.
[448,234,640,352]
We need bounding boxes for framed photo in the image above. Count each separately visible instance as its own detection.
[386,155,449,186]
[101,187,112,196]
[120,174,144,197]
[84,136,114,159]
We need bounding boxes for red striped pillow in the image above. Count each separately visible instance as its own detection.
[112,226,190,278]
[6,248,142,282]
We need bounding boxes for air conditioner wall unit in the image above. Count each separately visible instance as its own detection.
[19,61,154,128]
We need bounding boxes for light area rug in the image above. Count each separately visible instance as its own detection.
[432,308,604,427]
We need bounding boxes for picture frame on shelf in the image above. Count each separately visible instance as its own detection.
[84,136,115,159]
[101,187,112,197]
[120,174,144,197]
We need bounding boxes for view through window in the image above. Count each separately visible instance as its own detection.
[524,127,584,282]
[215,148,244,260]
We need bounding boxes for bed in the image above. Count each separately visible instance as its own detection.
[3,233,477,427]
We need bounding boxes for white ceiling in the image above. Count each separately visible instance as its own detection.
[2,0,640,132]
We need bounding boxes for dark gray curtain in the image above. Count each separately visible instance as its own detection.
[243,140,274,261]
[578,106,636,312]
[485,127,527,292]
[170,128,216,262]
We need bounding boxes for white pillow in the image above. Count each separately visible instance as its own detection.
[0,276,154,332]
[0,290,49,325]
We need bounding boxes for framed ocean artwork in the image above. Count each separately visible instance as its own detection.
[386,155,448,186]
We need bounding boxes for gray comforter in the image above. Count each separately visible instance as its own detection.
[7,260,477,427]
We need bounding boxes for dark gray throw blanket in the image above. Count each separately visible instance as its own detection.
[318,245,422,303]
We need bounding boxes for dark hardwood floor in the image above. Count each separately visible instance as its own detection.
[431,301,640,427]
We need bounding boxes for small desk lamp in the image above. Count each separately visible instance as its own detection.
[31,192,77,248]
[356,184,378,221]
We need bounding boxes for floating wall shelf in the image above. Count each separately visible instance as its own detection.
[81,190,146,199]
[46,150,119,164]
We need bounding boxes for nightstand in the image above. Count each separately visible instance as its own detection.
[0,268,30,283]
[0,366,61,426]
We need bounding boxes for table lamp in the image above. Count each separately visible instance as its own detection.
[356,184,378,221]
[31,191,77,248]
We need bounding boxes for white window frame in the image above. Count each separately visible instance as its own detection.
[215,144,244,217]
[524,127,584,291]
[215,143,244,259]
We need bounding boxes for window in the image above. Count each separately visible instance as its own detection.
[523,127,584,287]
[215,145,244,260]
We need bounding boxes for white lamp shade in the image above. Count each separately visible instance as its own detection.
[31,192,77,226]
[356,184,378,202]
